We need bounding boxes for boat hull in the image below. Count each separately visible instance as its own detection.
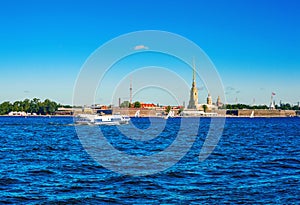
[75,114,130,125]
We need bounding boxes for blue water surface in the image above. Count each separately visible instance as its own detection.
[0,116,299,204]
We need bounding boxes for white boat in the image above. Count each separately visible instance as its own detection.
[134,110,140,118]
[74,114,96,125]
[250,111,254,118]
[75,114,130,125]
[164,110,175,119]
[94,114,130,125]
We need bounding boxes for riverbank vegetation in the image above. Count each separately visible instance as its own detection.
[0,98,61,115]
[224,103,299,110]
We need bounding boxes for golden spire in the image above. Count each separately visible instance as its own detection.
[193,57,196,83]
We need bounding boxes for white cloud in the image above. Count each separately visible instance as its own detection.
[133,45,149,50]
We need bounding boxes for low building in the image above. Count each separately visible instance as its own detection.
[180,110,205,116]
[180,110,218,117]
[55,107,74,115]
[8,111,27,116]
[140,103,156,109]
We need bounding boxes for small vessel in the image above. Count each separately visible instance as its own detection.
[164,110,175,119]
[250,111,254,118]
[134,110,140,118]
[75,114,130,125]
[74,114,96,125]
[94,114,130,125]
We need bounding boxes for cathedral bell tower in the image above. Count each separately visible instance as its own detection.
[187,60,199,109]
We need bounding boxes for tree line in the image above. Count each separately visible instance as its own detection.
[0,98,60,115]
[120,101,141,108]
[224,103,299,110]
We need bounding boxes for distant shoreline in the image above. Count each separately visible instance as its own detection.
[0,115,73,117]
[0,115,298,118]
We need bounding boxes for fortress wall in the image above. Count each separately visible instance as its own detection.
[113,108,166,117]
[236,109,296,117]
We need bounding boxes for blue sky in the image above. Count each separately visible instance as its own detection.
[0,0,299,105]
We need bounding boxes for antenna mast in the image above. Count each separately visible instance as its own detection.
[129,77,133,104]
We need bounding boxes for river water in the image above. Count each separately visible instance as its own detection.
[0,116,299,204]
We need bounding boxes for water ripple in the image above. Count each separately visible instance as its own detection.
[0,116,299,203]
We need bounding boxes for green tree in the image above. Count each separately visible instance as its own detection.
[165,105,171,114]
[225,104,269,110]
[22,99,30,112]
[120,101,130,108]
[133,101,141,108]
[38,101,46,115]
[30,98,40,114]
[43,99,57,114]
[203,105,208,112]
[0,101,12,115]
[13,101,23,111]
[49,101,58,114]
[281,103,291,110]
